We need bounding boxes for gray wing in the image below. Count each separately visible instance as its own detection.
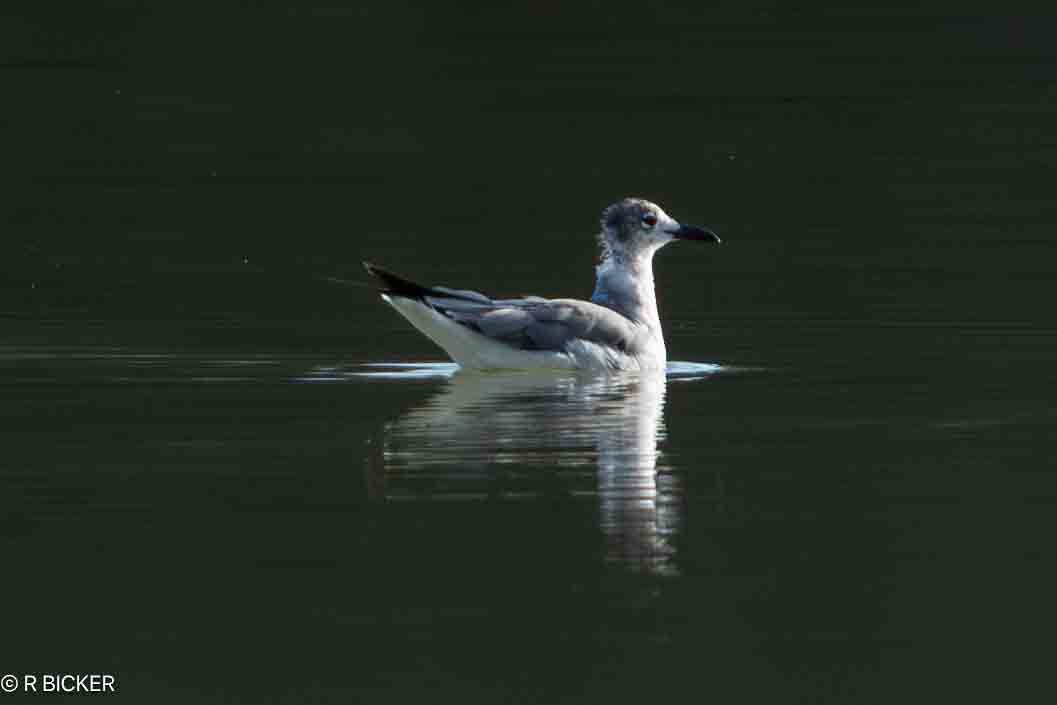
[426,293,645,354]
[363,262,646,354]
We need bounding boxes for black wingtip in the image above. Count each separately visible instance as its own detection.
[362,262,435,300]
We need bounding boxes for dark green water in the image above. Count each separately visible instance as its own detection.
[3,4,1056,703]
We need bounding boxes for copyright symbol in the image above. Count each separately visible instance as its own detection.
[0,674,17,693]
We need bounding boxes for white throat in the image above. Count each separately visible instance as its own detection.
[590,246,664,333]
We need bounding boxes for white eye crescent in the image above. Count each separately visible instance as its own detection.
[641,213,658,228]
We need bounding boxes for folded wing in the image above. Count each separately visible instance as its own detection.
[364,262,644,355]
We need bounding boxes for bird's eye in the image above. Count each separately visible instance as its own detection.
[641,213,658,228]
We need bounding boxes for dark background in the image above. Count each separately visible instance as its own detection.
[3,2,1056,703]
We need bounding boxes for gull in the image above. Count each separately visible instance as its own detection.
[364,198,720,371]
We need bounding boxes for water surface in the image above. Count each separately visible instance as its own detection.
[3,3,1056,703]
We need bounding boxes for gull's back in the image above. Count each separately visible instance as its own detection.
[364,263,663,371]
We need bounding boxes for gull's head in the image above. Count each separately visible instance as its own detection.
[599,198,720,262]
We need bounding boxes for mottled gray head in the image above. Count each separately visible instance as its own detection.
[599,198,719,261]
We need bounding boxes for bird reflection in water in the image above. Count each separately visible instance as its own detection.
[364,369,693,574]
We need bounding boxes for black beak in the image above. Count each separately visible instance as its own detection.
[668,223,721,243]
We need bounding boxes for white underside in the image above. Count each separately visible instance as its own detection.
[384,295,661,371]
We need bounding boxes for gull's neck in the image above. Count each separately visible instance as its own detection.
[590,249,663,333]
